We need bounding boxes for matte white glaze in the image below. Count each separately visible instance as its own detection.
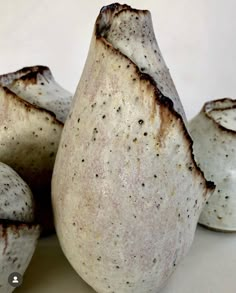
[0,80,63,233]
[0,65,72,233]
[190,98,236,231]
[52,4,213,293]
[0,66,72,123]
[0,162,34,223]
[0,163,40,293]
[0,224,40,293]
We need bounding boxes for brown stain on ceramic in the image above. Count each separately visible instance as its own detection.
[0,222,40,255]
[0,85,63,236]
[0,66,50,87]
[1,226,8,255]
[0,86,63,126]
[157,105,172,148]
[17,73,38,86]
[94,5,215,196]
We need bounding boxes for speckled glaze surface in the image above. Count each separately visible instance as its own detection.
[190,98,236,232]
[52,3,214,293]
[0,66,72,123]
[0,162,40,293]
[0,224,40,293]
[0,82,63,234]
[0,162,34,223]
[0,65,72,235]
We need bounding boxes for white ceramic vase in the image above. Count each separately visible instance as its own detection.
[52,4,214,293]
[190,98,236,232]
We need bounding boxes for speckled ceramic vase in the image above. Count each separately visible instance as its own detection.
[0,162,40,293]
[52,3,214,293]
[0,66,72,235]
[190,98,236,232]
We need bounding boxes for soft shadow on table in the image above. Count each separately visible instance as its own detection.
[160,225,236,293]
[16,226,236,293]
[16,234,95,293]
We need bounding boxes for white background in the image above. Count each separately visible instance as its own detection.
[1,1,236,292]
[1,0,236,119]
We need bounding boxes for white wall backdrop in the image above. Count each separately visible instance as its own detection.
[0,0,236,119]
[1,2,236,293]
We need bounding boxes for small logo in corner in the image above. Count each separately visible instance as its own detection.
[8,272,23,288]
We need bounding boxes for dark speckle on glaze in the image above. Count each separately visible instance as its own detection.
[0,162,34,223]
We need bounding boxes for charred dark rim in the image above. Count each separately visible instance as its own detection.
[0,219,41,231]
[0,65,63,126]
[1,86,63,127]
[98,3,149,18]
[0,65,51,86]
[96,3,149,38]
[100,3,131,14]
[203,98,236,135]
[18,69,53,84]
[94,3,215,193]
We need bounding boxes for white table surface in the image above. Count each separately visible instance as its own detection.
[1,1,236,292]
[16,226,236,293]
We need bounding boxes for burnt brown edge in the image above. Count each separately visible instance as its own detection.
[96,3,149,37]
[94,3,215,193]
[210,105,236,112]
[1,86,63,128]
[98,3,149,19]
[15,66,53,84]
[0,219,41,234]
[99,2,130,14]
[202,98,236,135]
[0,219,40,227]
[0,65,51,86]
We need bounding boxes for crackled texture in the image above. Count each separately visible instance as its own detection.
[98,5,186,121]
[52,4,213,293]
[0,86,63,233]
[0,163,34,223]
[0,224,40,293]
[0,66,72,123]
[190,98,236,231]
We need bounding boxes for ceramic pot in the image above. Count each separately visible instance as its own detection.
[0,66,72,235]
[190,98,236,232]
[0,162,40,293]
[52,4,214,292]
